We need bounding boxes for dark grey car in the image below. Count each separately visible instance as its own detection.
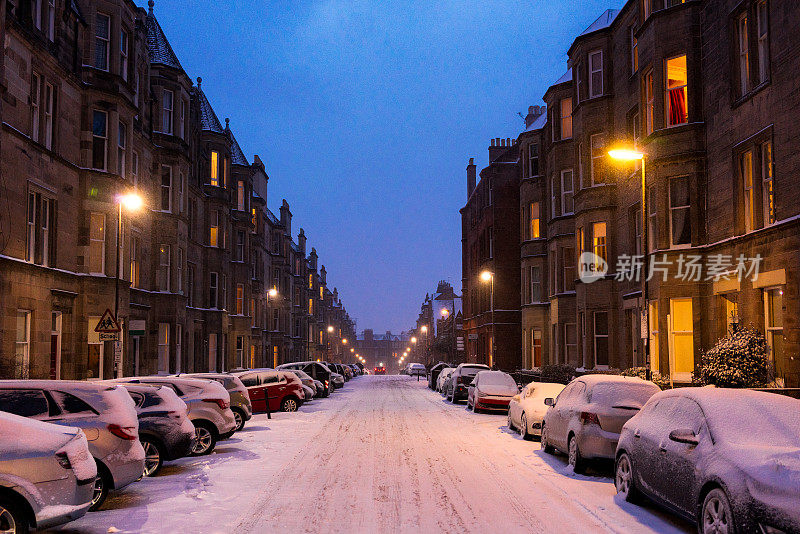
[174,373,252,432]
[615,388,800,534]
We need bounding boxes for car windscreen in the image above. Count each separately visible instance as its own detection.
[479,373,516,387]
[703,394,800,447]
[589,382,659,409]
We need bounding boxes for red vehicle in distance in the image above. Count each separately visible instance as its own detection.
[374,365,387,375]
[232,369,305,412]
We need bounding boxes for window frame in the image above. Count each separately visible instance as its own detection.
[117,121,126,177]
[94,13,110,71]
[561,169,574,215]
[43,82,54,150]
[668,175,692,247]
[92,109,108,171]
[89,211,106,275]
[162,89,174,135]
[120,29,129,81]
[588,49,604,98]
[560,97,573,140]
[160,165,172,213]
[665,54,689,127]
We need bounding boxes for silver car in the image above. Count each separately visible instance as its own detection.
[174,373,252,432]
[541,374,660,473]
[113,377,236,456]
[0,380,146,511]
[0,411,97,531]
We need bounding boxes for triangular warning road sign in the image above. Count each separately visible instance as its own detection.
[95,309,121,333]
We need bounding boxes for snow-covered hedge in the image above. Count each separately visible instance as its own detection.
[698,326,771,388]
[620,367,671,390]
[540,364,576,384]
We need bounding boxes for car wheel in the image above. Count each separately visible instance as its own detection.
[615,453,640,503]
[701,488,736,534]
[281,397,299,412]
[191,422,217,456]
[141,438,164,477]
[89,461,111,511]
[541,424,555,454]
[520,413,533,441]
[568,434,587,474]
[232,409,246,432]
[0,497,29,534]
[507,412,515,431]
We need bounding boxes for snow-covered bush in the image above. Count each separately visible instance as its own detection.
[620,367,671,390]
[540,364,576,384]
[698,326,771,388]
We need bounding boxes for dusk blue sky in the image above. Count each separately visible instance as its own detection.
[147,0,623,333]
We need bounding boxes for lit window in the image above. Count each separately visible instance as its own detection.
[741,150,755,233]
[666,55,688,126]
[529,201,540,239]
[761,141,775,225]
[130,236,140,288]
[236,284,244,315]
[592,222,607,265]
[210,210,219,247]
[210,151,219,186]
[237,180,245,211]
[764,287,784,370]
[644,70,654,135]
[560,98,572,139]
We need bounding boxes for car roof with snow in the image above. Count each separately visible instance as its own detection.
[571,374,656,387]
[0,379,121,392]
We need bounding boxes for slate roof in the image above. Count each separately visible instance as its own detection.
[525,111,547,132]
[580,9,619,36]
[554,68,573,85]
[145,6,184,71]
[229,131,249,166]
[265,209,280,225]
[196,87,224,133]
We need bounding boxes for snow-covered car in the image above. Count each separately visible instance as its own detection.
[540,375,660,473]
[233,370,306,413]
[507,381,566,440]
[0,411,97,532]
[112,377,236,456]
[436,367,455,393]
[115,383,195,477]
[278,362,333,397]
[407,363,427,377]
[284,369,317,399]
[173,373,253,432]
[615,388,800,534]
[0,381,145,511]
[444,364,490,403]
[427,362,451,390]
[467,371,518,413]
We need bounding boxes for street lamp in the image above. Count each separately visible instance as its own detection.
[342,338,348,344]
[266,287,278,366]
[421,326,428,333]
[113,192,142,378]
[480,270,495,367]
[327,325,334,333]
[608,147,651,380]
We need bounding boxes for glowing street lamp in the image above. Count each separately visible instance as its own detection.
[327,325,335,333]
[411,337,417,344]
[441,308,450,317]
[113,192,143,377]
[268,288,278,298]
[421,325,428,333]
[609,146,650,379]
[481,271,495,368]
[350,348,355,353]
[342,338,348,345]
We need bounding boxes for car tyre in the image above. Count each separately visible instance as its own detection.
[614,452,640,503]
[507,412,515,432]
[89,461,111,511]
[701,488,736,534]
[0,497,29,534]
[141,437,164,477]
[191,422,217,456]
[520,413,533,441]
[281,397,299,412]
[232,408,246,432]
[568,434,587,474]
[540,424,555,454]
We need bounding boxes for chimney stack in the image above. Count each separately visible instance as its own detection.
[524,104,546,129]
[488,136,509,163]
[467,157,476,198]
[280,199,292,235]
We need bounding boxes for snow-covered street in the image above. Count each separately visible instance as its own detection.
[49,376,692,533]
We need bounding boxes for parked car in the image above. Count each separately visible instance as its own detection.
[407,363,427,377]
[312,379,325,395]
[467,371,518,413]
[0,411,97,532]
[285,369,317,399]
[444,364,490,403]
[374,366,387,375]
[112,377,236,457]
[233,370,305,412]
[615,388,800,534]
[507,382,565,440]
[340,364,353,380]
[277,361,334,397]
[541,375,660,473]
[114,384,195,477]
[173,373,252,432]
[0,380,145,511]
[330,370,346,388]
[427,362,451,390]
[348,364,361,377]
[436,367,455,393]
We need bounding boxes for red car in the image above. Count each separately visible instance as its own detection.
[374,366,386,375]
[233,369,305,412]
[467,371,519,413]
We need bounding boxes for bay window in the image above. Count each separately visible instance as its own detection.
[665,55,688,126]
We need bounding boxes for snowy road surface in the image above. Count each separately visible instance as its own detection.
[50,375,692,533]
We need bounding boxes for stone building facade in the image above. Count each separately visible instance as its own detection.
[461,140,522,371]
[515,0,799,386]
[0,0,356,381]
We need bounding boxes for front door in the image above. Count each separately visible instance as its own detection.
[668,298,694,382]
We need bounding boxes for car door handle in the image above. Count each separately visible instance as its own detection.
[659,442,667,452]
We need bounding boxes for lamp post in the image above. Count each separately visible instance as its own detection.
[267,287,278,366]
[480,271,495,368]
[608,147,651,381]
[114,193,142,378]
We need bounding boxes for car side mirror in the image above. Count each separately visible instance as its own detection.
[668,429,699,446]
[544,397,555,406]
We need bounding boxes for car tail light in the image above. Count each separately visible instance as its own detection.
[55,452,72,469]
[107,424,137,440]
[203,398,229,410]
[580,412,601,427]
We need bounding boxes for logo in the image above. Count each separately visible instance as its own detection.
[579,252,608,284]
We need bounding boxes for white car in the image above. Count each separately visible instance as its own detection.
[407,363,426,377]
[507,382,565,440]
[436,367,455,392]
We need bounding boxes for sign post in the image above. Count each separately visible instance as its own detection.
[95,310,122,377]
